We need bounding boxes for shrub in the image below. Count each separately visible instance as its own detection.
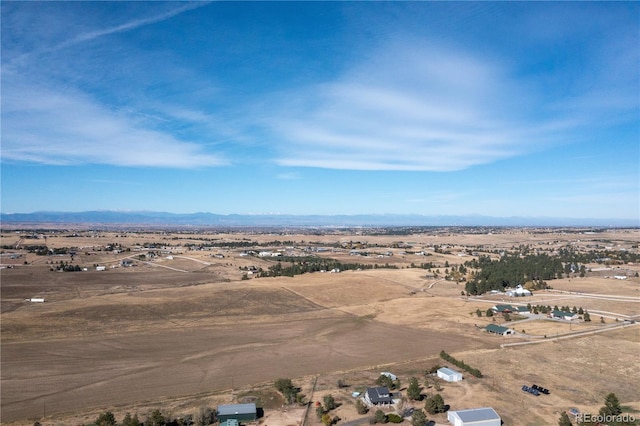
[387,414,403,423]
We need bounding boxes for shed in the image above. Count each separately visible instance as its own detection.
[217,403,257,423]
[485,324,514,336]
[437,367,463,382]
[447,407,501,426]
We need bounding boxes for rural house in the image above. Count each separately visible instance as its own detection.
[506,285,532,297]
[437,367,463,382]
[363,387,394,406]
[447,407,501,426]
[217,403,257,423]
[491,304,514,314]
[551,310,579,321]
[485,324,515,336]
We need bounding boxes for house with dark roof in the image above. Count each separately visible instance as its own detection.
[551,310,579,321]
[485,324,515,336]
[363,387,394,406]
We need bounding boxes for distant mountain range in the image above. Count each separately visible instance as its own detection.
[0,211,637,228]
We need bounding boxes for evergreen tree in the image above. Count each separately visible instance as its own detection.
[323,394,337,411]
[146,409,166,426]
[407,377,421,400]
[122,412,142,426]
[411,410,426,426]
[376,374,394,389]
[599,393,622,417]
[96,411,117,426]
[424,394,446,414]
[558,411,573,426]
[374,409,388,424]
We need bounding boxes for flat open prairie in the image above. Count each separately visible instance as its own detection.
[2,228,638,425]
[0,269,487,423]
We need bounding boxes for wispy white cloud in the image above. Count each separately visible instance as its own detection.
[2,76,226,168]
[6,2,208,69]
[266,39,634,172]
[276,172,302,180]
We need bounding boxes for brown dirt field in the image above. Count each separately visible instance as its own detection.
[550,276,640,297]
[508,319,597,336]
[1,313,480,423]
[1,267,490,424]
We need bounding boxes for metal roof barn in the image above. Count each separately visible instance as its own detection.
[437,367,463,382]
[447,407,501,426]
[217,403,257,423]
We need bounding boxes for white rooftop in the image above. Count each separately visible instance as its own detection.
[450,407,500,423]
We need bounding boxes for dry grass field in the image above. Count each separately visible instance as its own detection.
[1,228,639,425]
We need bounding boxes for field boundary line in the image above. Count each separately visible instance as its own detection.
[301,376,319,426]
[500,322,638,348]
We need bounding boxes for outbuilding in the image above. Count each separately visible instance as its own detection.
[485,324,515,336]
[447,407,501,426]
[437,367,463,382]
[217,403,257,423]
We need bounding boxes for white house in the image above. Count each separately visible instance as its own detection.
[506,284,532,297]
[437,367,463,382]
[96,266,106,271]
[614,275,628,280]
[447,407,501,426]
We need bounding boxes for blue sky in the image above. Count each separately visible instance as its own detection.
[1,1,638,221]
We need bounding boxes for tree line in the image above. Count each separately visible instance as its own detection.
[257,259,398,278]
[439,350,482,378]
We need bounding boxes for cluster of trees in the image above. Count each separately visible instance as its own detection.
[465,253,562,295]
[24,245,49,255]
[440,351,482,378]
[73,407,216,426]
[376,374,401,390]
[370,410,403,424]
[559,393,635,425]
[424,394,447,415]
[274,378,304,405]
[259,260,399,278]
[557,247,640,266]
[52,261,82,272]
[410,262,437,270]
[316,394,341,426]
